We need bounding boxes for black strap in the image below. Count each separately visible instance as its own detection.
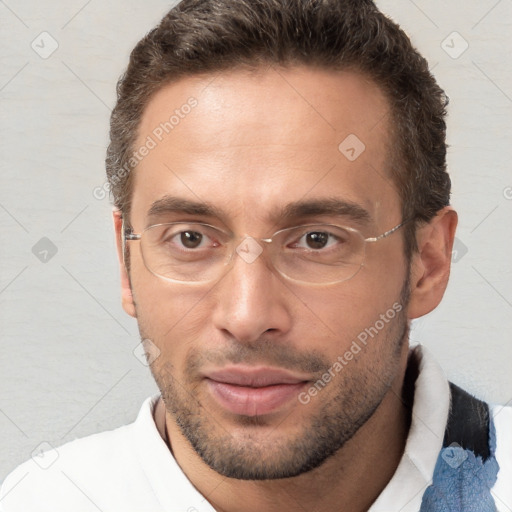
[443,382,491,461]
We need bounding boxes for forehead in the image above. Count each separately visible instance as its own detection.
[131,66,399,229]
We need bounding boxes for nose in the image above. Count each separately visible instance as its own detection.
[211,238,293,344]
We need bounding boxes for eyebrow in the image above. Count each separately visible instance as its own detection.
[278,198,372,225]
[147,196,223,220]
[146,195,372,226]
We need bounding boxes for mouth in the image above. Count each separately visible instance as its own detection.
[204,367,311,417]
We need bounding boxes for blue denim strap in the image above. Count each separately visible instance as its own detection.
[420,383,500,511]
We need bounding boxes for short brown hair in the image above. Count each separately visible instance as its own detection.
[106,0,450,256]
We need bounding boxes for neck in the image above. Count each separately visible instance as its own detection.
[163,342,414,512]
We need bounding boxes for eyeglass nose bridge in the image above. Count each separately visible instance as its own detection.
[233,235,273,266]
[227,235,298,287]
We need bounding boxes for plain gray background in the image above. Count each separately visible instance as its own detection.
[0,0,511,484]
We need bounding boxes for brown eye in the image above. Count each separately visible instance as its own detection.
[305,232,329,249]
[180,231,203,249]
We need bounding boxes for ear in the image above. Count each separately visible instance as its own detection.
[113,209,137,318]
[407,207,458,319]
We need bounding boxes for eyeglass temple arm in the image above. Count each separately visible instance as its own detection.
[120,218,141,268]
[365,220,408,243]
[121,218,141,241]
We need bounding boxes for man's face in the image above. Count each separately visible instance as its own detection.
[125,66,410,479]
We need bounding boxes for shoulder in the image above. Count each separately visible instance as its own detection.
[0,396,162,512]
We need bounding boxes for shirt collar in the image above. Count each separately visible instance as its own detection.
[369,344,451,511]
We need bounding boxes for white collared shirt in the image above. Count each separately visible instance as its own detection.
[1,345,511,512]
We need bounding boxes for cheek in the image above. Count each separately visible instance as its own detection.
[291,262,407,354]
[135,288,216,381]
[137,285,211,333]
[129,255,214,356]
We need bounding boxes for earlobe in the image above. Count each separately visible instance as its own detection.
[407,207,458,320]
[112,209,137,318]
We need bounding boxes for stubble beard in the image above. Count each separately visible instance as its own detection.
[143,279,410,480]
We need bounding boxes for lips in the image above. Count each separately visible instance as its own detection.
[204,367,310,417]
[205,367,309,387]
